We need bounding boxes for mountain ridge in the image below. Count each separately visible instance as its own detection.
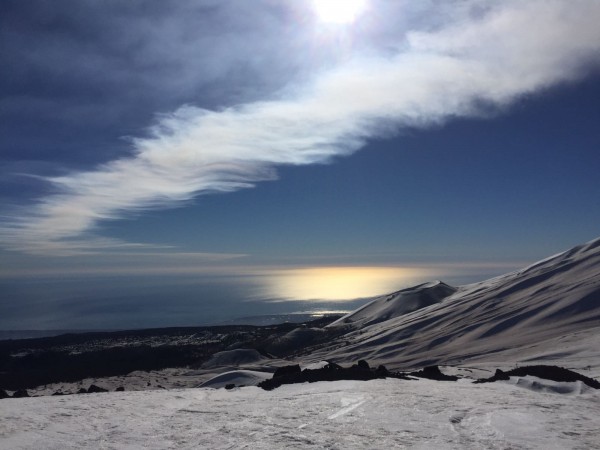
[307,236,600,370]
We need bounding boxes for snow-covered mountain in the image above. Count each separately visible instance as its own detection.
[309,237,600,370]
[328,280,457,328]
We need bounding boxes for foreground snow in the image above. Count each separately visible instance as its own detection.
[2,378,599,449]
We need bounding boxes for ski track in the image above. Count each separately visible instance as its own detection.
[1,378,599,449]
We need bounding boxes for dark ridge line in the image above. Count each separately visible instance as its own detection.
[474,365,600,389]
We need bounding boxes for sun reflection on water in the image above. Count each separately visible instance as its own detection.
[258,266,434,301]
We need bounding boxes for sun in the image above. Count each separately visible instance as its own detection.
[312,0,367,24]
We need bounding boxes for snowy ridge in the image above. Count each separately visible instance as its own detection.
[311,237,600,370]
[328,280,457,328]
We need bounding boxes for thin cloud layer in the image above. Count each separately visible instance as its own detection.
[2,0,600,255]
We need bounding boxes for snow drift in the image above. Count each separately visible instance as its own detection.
[197,370,271,389]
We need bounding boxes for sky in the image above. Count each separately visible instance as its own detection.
[1,0,600,329]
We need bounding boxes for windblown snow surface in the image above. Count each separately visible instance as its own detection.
[2,378,599,449]
[2,238,600,449]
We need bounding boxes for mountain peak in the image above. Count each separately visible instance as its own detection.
[329,279,457,328]
[316,236,600,370]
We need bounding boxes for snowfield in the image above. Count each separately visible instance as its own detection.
[1,378,599,449]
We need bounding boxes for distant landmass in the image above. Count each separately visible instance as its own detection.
[0,313,348,341]
[0,330,111,341]
[216,312,349,326]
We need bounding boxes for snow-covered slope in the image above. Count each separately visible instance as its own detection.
[311,238,600,370]
[197,370,272,389]
[329,280,457,328]
[2,378,599,449]
[200,349,274,370]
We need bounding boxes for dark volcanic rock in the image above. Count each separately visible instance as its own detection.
[259,361,393,391]
[326,361,343,370]
[0,316,344,393]
[77,388,88,394]
[357,360,370,370]
[474,365,600,389]
[52,391,65,396]
[493,369,510,381]
[273,364,301,378]
[12,389,29,398]
[87,384,108,393]
[225,384,236,390]
[376,365,389,375]
[409,366,458,381]
[115,386,125,392]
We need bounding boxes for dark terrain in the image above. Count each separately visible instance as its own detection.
[0,315,343,391]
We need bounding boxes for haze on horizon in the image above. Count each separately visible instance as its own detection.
[1,0,599,329]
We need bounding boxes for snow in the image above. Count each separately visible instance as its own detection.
[312,237,600,371]
[197,370,272,389]
[329,280,457,328]
[507,376,593,395]
[1,378,599,449]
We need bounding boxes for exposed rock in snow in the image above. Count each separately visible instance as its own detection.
[474,365,600,389]
[408,365,459,381]
[85,385,108,394]
[11,389,29,398]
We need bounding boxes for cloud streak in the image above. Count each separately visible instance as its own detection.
[2,0,600,254]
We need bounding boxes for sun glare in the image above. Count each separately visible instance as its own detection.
[312,0,366,24]
[260,266,433,301]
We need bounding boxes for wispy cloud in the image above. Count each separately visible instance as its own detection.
[2,0,600,255]
[0,250,248,278]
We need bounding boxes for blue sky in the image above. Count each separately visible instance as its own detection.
[1,0,600,329]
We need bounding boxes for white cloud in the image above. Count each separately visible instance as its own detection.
[2,0,600,255]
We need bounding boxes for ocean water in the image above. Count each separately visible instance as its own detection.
[0,274,368,331]
[0,265,515,332]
